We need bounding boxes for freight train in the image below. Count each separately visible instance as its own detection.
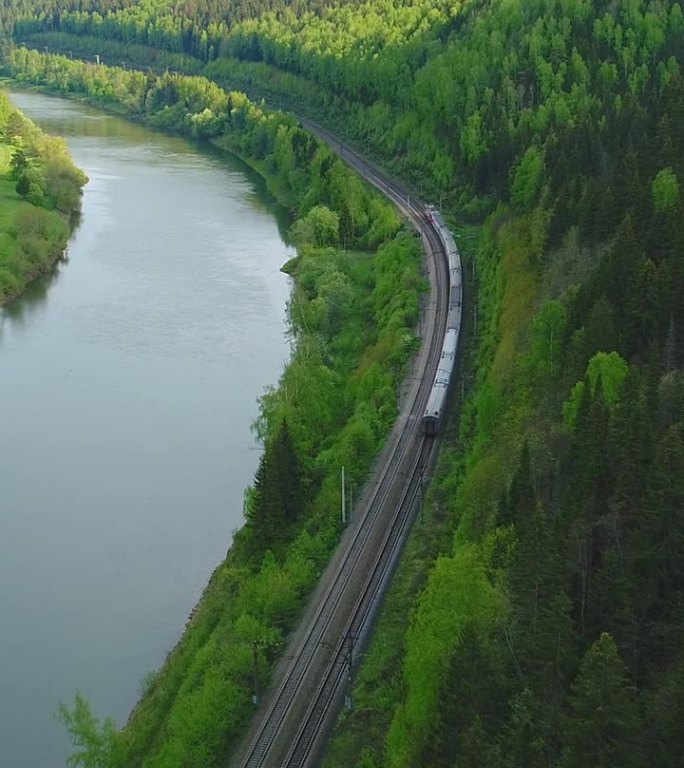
[422,206,462,435]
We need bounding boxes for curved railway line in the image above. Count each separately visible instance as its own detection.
[230,123,459,768]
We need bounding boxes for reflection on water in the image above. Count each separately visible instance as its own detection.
[0,87,294,768]
[2,259,64,324]
[12,87,293,241]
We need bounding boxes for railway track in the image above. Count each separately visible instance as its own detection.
[230,123,451,768]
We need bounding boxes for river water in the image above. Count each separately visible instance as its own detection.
[0,90,293,767]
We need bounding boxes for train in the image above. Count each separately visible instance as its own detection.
[422,206,463,435]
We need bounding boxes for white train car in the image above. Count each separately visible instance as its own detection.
[422,207,463,434]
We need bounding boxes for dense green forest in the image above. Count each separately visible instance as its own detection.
[0,87,86,303]
[2,0,683,766]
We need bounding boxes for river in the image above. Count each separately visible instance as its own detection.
[0,89,293,767]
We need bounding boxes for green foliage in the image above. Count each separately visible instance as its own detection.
[652,167,680,211]
[558,633,642,768]
[529,298,568,380]
[290,204,339,247]
[511,146,544,211]
[0,88,86,305]
[57,694,122,768]
[386,542,506,767]
[564,351,629,428]
[244,420,305,557]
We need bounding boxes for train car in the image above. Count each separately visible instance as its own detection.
[424,205,438,227]
[422,328,458,434]
[422,207,462,434]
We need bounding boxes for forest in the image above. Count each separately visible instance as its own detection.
[1,0,682,766]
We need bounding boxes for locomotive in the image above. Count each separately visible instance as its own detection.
[422,206,462,435]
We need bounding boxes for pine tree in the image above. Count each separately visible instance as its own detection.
[510,500,553,636]
[269,419,304,527]
[610,366,652,536]
[644,655,684,768]
[624,256,663,359]
[505,440,536,530]
[662,316,676,374]
[245,419,304,557]
[592,214,643,334]
[637,424,684,643]
[424,625,508,768]
[564,377,613,632]
[528,591,577,705]
[505,688,548,768]
[558,633,642,768]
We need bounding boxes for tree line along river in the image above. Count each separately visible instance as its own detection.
[0,89,294,768]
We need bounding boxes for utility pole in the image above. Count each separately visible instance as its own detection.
[252,641,260,705]
[418,471,424,524]
[344,632,355,710]
[341,466,346,526]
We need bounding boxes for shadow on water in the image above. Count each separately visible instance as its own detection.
[1,256,66,332]
[0,203,84,337]
[200,140,295,245]
[9,87,295,245]
[6,86,157,142]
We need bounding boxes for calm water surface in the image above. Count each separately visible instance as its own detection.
[0,90,293,767]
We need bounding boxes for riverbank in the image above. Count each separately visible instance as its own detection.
[0,88,86,306]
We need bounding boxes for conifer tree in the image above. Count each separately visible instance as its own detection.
[644,657,684,768]
[558,633,642,768]
[639,425,684,617]
[246,419,304,556]
[424,625,508,768]
[503,440,536,530]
